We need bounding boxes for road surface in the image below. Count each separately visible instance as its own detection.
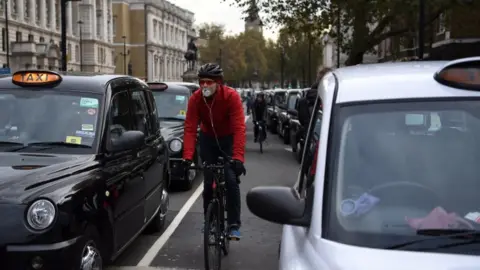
[109,114,300,270]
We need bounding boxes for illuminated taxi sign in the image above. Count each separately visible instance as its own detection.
[12,71,62,86]
[148,83,168,91]
[434,57,480,90]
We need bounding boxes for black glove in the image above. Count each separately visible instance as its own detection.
[182,159,193,173]
[231,159,246,176]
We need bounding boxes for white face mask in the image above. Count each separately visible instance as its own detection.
[202,87,213,97]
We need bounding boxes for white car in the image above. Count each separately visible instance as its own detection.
[247,57,480,269]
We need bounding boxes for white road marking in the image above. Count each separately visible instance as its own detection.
[109,267,199,270]
[137,114,251,266]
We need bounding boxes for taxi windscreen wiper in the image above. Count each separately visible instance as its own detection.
[159,116,184,121]
[0,141,24,146]
[27,141,92,148]
[386,229,480,250]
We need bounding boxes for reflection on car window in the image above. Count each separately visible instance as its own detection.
[327,100,480,252]
[110,91,132,138]
[153,92,188,119]
[0,91,100,148]
[131,90,152,135]
[288,94,298,110]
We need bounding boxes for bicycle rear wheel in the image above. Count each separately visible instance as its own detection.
[204,201,221,270]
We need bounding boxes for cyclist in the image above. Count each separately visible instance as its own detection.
[252,92,267,142]
[298,67,332,127]
[182,63,246,240]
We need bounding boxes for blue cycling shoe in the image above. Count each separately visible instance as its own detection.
[228,227,241,240]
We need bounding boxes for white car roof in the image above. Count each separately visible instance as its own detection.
[333,61,480,104]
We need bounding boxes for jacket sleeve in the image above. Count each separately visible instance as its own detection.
[297,98,309,126]
[183,94,199,160]
[229,91,246,163]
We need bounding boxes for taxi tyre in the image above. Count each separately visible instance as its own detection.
[78,226,104,270]
[146,190,168,233]
[282,126,290,145]
[295,141,303,164]
[290,129,297,152]
[269,118,277,134]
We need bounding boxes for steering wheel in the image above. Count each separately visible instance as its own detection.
[368,181,441,207]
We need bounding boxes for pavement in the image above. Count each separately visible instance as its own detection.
[108,111,300,270]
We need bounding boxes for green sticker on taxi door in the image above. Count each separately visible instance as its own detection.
[80,98,99,108]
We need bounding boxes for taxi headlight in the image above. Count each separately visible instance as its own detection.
[26,199,56,231]
[169,138,182,152]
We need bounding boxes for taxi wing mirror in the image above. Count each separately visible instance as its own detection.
[246,186,311,227]
[109,130,145,152]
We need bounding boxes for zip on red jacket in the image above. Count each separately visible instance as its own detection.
[183,85,246,163]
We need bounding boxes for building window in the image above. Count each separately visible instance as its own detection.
[35,0,40,23]
[112,16,116,36]
[55,0,60,30]
[25,0,30,21]
[39,36,45,43]
[437,13,446,34]
[111,50,115,65]
[28,34,34,42]
[16,31,22,42]
[67,43,72,62]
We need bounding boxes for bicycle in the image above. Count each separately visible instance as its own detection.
[187,156,238,270]
[255,120,267,153]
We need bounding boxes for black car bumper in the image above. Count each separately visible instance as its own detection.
[2,236,83,270]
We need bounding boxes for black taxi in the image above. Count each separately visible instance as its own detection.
[0,71,169,270]
[266,89,287,133]
[148,82,200,191]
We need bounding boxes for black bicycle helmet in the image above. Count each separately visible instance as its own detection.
[198,63,224,80]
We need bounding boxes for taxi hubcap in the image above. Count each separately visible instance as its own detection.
[80,242,102,270]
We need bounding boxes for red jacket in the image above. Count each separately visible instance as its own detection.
[183,85,246,162]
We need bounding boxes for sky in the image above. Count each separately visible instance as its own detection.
[170,0,279,41]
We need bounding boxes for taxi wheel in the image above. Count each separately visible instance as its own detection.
[296,142,303,164]
[79,227,103,270]
[146,189,168,233]
[283,128,290,145]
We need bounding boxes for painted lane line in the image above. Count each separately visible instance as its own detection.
[137,113,251,266]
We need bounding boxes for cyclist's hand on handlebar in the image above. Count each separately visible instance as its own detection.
[181,159,193,170]
[232,159,246,176]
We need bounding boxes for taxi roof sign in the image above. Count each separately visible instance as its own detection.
[12,70,62,86]
[434,57,480,90]
[148,82,168,90]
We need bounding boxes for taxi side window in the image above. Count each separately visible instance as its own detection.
[287,93,298,110]
[130,89,152,136]
[296,96,322,195]
[110,91,133,137]
[145,90,160,132]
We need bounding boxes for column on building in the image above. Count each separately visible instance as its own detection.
[153,54,157,81]
[28,0,35,24]
[102,0,108,42]
[40,0,47,28]
[163,56,167,80]
[67,2,73,35]
[48,0,55,29]
[17,0,25,22]
[158,56,163,81]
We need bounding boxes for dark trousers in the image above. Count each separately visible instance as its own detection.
[199,132,241,228]
[253,121,266,140]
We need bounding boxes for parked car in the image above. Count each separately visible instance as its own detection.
[276,89,301,144]
[247,57,480,269]
[148,82,200,191]
[289,88,310,162]
[266,89,287,133]
[0,70,169,270]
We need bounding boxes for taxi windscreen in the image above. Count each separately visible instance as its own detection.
[0,90,101,150]
[326,99,480,253]
[152,92,188,120]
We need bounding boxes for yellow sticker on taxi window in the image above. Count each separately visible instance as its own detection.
[179,110,186,115]
[66,136,82,144]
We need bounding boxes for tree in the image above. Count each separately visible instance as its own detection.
[224,0,470,65]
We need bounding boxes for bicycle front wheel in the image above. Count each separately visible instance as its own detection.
[204,201,221,270]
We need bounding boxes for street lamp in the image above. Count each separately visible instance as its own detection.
[77,20,83,71]
[280,45,285,88]
[61,0,82,71]
[3,0,10,68]
[121,36,127,74]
